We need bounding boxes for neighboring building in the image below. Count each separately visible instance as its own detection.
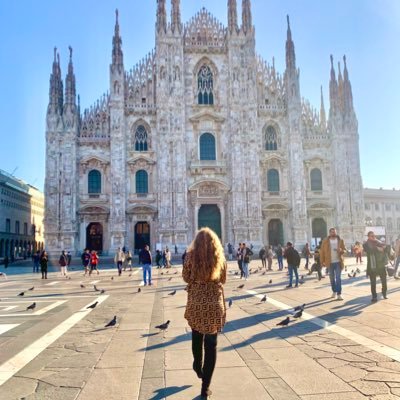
[44,1,364,255]
[0,169,45,260]
[364,188,400,245]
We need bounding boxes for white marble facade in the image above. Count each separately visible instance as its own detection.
[44,1,364,255]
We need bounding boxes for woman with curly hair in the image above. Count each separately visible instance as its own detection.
[182,227,227,400]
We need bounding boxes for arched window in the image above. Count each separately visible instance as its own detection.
[88,170,101,194]
[265,126,278,151]
[267,169,280,192]
[134,125,148,151]
[198,65,214,105]
[136,170,148,194]
[199,133,216,161]
[310,168,323,191]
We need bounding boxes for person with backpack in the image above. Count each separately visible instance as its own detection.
[276,244,284,270]
[241,242,253,280]
[259,246,267,269]
[284,242,300,288]
[81,248,91,276]
[58,250,68,277]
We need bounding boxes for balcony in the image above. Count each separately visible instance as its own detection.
[306,190,330,199]
[189,160,227,175]
[80,194,109,204]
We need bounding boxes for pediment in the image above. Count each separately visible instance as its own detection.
[78,206,109,214]
[264,203,289,211]
[189,110,225,124]
[127,155,156,166]
[308,202,332,210]
[188,178,230,192]
[80,155,109,165]
[126,205,157,214]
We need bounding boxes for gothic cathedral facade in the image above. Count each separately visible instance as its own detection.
[44,0,364,255]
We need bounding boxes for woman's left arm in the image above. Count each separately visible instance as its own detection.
[220,262,227,284]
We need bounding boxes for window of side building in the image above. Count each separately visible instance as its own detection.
[5,219,10,233]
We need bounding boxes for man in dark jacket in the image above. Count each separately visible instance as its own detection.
[284,242,300,288]
[139,245,152,286]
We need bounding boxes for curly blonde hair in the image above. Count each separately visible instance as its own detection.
[187,227,226,282]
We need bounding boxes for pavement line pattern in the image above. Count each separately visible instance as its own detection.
[45,281,60,286]
[0,300,67,317]
[0,294,109,387]
[0,324,19,335]
[0,306,18,311]
[246,289,400,363]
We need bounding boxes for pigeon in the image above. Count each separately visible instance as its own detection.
[235,271,239,276]
[26,302,36,310]
[87,301,98,309]
[262,271,266,276]
[100,289,105,294]
[168,290,176,296]
[269,279,272,284]
[228,299,233,308]
[356,268,361,274]
[276,316,290,326]
[174,271,178,275]
[28,286,34,291]
[345,266,348,272]
[155,320,170,331]
[166,270,169,274]
[105,316,117,327]
[94,285,99,292]
[129,273,132,277]
[293,310,303,319]
[80,284,86,289]
[111,277,114,280]
[351,269,355,274]
[348,273,353,278]
[168,277,172,281]
[138,288,141,293]
[161,272,164,275]
[293,303,305,312]
[260,295,267,302]
[352,272,357,278]
[18,292,25,297]
[68,277,72,280]
[237,284,245,289]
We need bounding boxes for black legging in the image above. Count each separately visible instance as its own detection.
[192,330,218,396]
[369,268,387,298]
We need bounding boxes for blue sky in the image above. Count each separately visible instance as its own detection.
[0,0,399,191]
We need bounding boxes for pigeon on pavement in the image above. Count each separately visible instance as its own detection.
[293,303,305,312]
[100,289,105,294]
[260,295,267,302]
[138,288,141,293]
[105,316,117,327]
[27,302,36,310]
[94,285,100,292]
[276,316,290,326]
[18,292,25,297]
[155,320,170,331]
[87,301,98,309]
[28,286,34,291]
[168,277,172,281]
[80,284,86,289]
[293,310,303,318]
[269,279,272,284]
[237,284,245,289]
[168,290,176,296]
[111,277,114,280]
[228,299,233,308]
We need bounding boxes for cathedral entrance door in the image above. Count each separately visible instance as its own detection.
[135,222,150,253]
[198,205,221,239]
[312,218,327,249]
[268,219,284,246]
[86,223,103,253]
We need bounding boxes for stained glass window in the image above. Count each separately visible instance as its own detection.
[200,133,216,161]
[265,126,278,150]
[198,65,214,105]
[134,125,148,151]
[88,170,101,194]
[136,170,148,194]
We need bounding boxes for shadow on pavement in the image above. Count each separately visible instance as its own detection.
[149,385,192,399]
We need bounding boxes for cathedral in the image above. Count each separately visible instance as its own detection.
[44,0,365,255]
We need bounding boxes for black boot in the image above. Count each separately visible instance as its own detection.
[192,330,204,379]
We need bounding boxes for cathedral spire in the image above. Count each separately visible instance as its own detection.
[320,86,326,128]
[111,9,124,72]
[337,61,344,111]
[285,15,296,71]
[48,47,63,115]
[241,0,252,34]
[228,0,238,34]
[171,0,182,33]
[156,0,167,34]
[342,55,354,114]
[64,46,76,112]
[329,55,338,114]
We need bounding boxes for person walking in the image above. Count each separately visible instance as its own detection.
[33,251,40,273]
[259,246,267,269]
[139,245,152,286]
[241,243,253,280]
[363,231,389,302]
[114,247,125,276]
[66,251,72,273]
[155,250,162,268]
[320,228,346,300]
[58,250,68,277]
[284,242,300,288]
[276,244,284,271]
[81,248,91,276]
[165,247,171,268]
[303,243,311,270]
[354,242,363,264]
[182,227,227,400]
[309,242,323,280]
[267,245,274,271]
[236,243,243,278]
[89,250,99,275]
[124,250,133,271]
[227,243,233,261]
[40,251,49,279]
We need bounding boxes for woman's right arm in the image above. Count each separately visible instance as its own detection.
[182,253,192,283]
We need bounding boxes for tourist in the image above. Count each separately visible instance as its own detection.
[363,231,389,302]
[114,247,125,276]
[267,245,274,270]
[81,248,91,276]
[66,251,72,272]
[320,228,346,300]
[241,242,253,280]
[227,243,233,261]
[165,247,171,268]
[236,243,243,278]
[33,250,40,273]
[303,243,311,269]
[182,227,227,400]
[155,250,162,268]
[284,242,300,288]
[309,242,323,280]
[89,250,99,275]
[259,246,267,269]
[124,250,133,271]
[276,244,284,271]
[354,241,363,264]
[58,250,68,277]
[139,245,152,286]
[40,251,48,279]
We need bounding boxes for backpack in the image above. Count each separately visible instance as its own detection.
[293,249,301,267]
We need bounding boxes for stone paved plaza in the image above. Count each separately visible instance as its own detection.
[0,258,399,399]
